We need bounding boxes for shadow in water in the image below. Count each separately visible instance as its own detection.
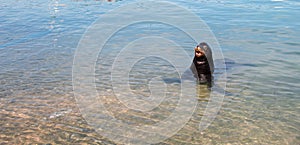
[162,58,258,97]
[196,84,211,101]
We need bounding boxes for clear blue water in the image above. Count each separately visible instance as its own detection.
[0,0,299,144]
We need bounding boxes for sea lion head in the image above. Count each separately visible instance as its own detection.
[194,46,205,58]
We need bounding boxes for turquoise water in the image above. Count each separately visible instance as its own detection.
[1,0,299,144]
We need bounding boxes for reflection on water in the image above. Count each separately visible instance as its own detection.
[0,0,300,144]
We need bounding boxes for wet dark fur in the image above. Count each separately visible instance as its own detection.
[190,42,214,87]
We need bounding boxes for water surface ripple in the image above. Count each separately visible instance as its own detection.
[0,0,299,144]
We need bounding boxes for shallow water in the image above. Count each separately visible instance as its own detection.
[1,0,299,144]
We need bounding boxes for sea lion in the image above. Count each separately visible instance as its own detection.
[190,42,214,87]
